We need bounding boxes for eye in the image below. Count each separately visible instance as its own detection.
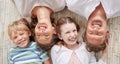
[73,29,77,32]
[20,32,24,35]
[13,36,17,39]
[66,31,70,34]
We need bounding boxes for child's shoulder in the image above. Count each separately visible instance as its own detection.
[9,46,20,55]
[51,42,63,52]
[28,41,38,48]
[9,46,19,52]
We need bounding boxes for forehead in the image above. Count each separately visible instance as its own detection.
[60,23,76,31]
[11,30,27,35]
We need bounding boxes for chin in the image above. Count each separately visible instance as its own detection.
[38,42,51,46]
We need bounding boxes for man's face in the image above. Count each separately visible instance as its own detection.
[86,6,108,46]
[35,18,55,45]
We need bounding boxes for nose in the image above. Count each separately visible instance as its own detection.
[93,28,99,35]
[18,36,22,41]
[36,26,46,33]
[39,29,45,33]
[70,32,75,37]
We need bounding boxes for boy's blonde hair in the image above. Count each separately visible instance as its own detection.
[8,18,30,39]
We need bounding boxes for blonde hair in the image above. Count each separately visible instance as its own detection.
[8,18,30,39]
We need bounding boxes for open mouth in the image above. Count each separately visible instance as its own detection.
[40,26,47,30]
[92,21,102,29]
[69,37,77,42]
[19,39,26,45]
[38,23,47,30]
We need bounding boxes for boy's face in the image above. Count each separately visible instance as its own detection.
[35,18,55,45]
[11,30,31,48]
[86,6,108,46]
[59,23,78,46]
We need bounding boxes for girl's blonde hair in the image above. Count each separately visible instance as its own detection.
[8,18,30,39]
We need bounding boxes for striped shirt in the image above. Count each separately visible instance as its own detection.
[8,41,49,64]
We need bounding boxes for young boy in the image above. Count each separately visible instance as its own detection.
[8,18,50,64]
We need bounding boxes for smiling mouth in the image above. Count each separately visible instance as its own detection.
[69,37,77,42]
[40,26,47,30]
[92,21,102,29]
[19,39,26,45]
[38,23,47,30]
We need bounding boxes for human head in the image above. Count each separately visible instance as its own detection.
[56,17,80,46]
[8,18,31,48]
[83,3,109,52]
[30,6,56,46]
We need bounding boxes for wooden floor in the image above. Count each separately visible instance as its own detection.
[0,0,120,64]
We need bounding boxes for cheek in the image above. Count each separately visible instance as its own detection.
[63,35,69,41]
[35,35,39,40]
[13,40,18,44]
[35,28,39,33]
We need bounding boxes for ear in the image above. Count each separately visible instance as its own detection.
[28,31,31,36]
[105,31,110,44]
[52,27,56,34]
[106,31,110,39]
[58,33,62,40]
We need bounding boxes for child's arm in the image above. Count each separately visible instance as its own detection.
[8,49,14,64]
[44,59,51,64]
[8,56,14,64]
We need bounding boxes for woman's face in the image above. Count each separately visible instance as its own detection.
[35,18,55,45]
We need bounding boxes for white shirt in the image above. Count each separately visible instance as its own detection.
[66,0,120,20]
[13,0,120,20]
[13,0,66,18]
[51,42,106,64]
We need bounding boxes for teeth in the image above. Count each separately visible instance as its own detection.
[40,26,46,30]
[93,24,100,29]
[69,38,76,42]
[93,21,101,27]
[19,39,25,44]
[92,23,101,29]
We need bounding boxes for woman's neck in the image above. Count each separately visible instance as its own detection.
[32,6,52,20]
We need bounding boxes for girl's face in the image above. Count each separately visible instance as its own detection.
[59,23,78,46]
[11,30,31,48]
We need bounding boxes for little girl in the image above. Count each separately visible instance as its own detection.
[51,17,106,64]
